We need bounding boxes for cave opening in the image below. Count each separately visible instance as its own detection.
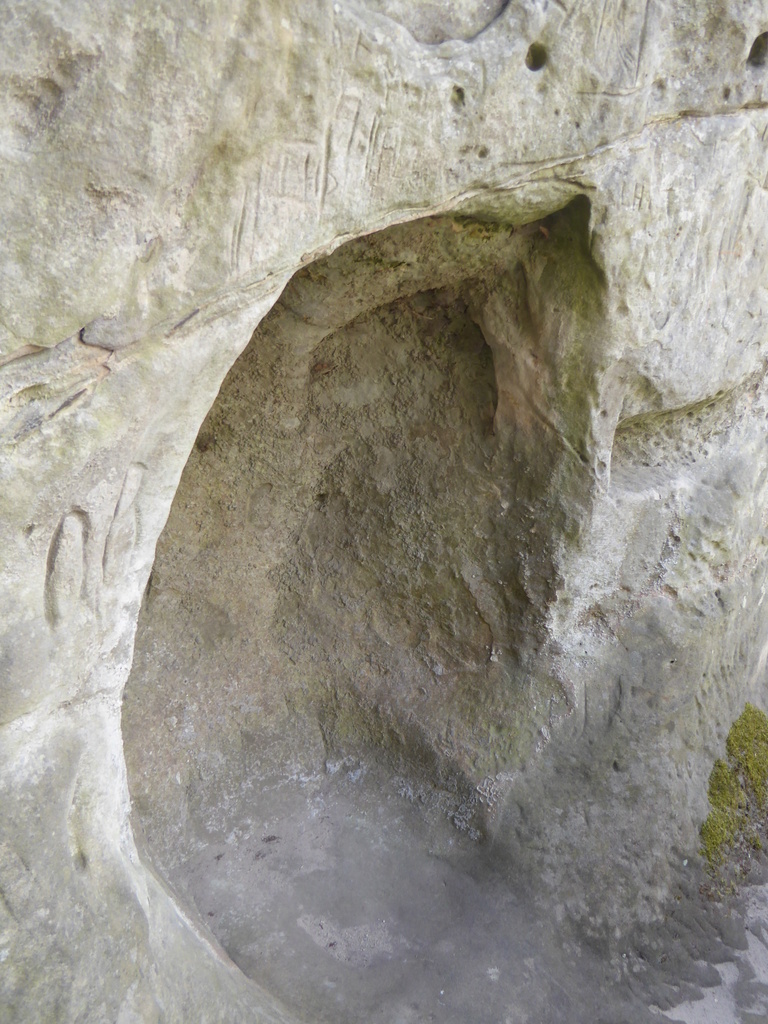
[122,198,602,1021]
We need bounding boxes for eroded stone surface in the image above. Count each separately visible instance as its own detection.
[3,1,768,1021]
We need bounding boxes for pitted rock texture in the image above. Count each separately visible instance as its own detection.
[2,1,768,1022]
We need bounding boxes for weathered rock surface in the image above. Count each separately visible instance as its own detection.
[3,1,768,1021]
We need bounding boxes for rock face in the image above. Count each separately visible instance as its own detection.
[3,1,768,1021]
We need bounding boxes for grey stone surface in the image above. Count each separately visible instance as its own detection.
[3,1,768,1021]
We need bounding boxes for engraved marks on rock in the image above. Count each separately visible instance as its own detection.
[44,509,90,628]
[103,463,145,588]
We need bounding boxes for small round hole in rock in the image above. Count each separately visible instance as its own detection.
[525,42,547,71]
[747,31,768,67]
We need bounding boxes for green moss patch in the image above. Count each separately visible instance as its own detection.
[725,703,768,807]
[701,704,768,869]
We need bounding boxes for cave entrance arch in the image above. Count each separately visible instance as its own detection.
[122,197,601,1019]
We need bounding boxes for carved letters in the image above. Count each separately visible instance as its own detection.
[619,180,651,212]
[230,82,406,274]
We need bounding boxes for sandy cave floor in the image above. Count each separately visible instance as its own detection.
[131,754,768,1024]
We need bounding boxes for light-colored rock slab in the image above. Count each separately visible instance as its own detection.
[3,1,768,1020]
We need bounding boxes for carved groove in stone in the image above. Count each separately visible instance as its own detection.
[44,509,90,628]
[102,464,145,586]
